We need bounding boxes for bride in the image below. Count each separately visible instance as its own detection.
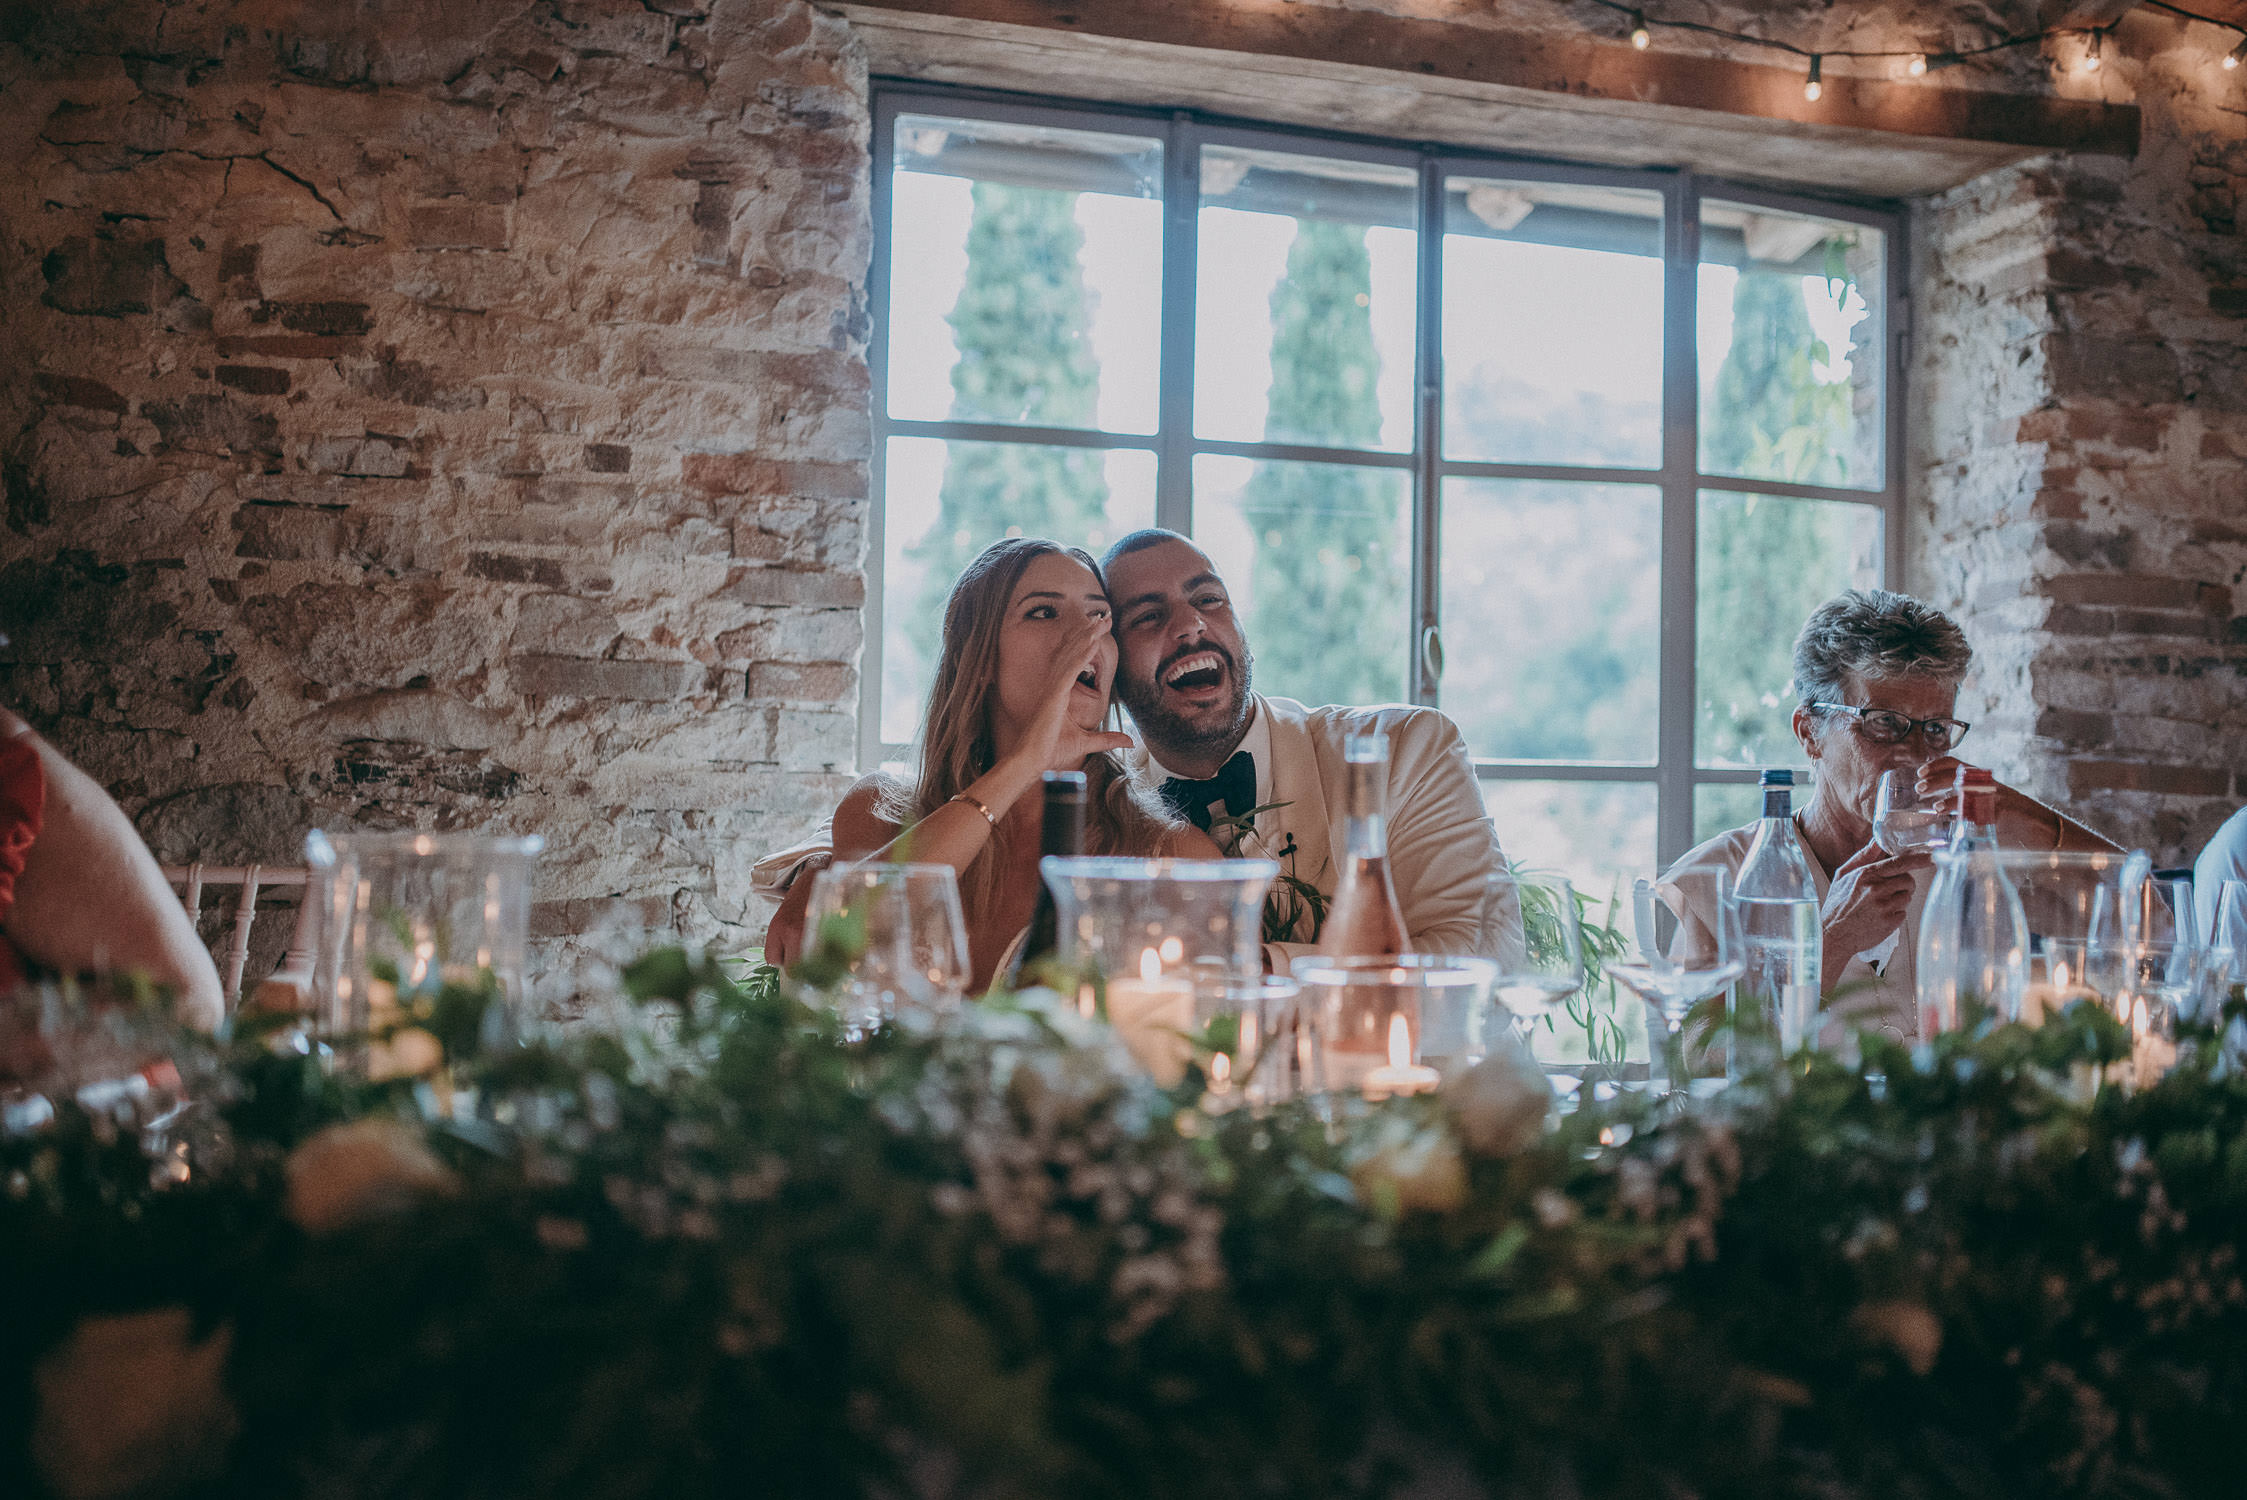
[831,538,1221,992]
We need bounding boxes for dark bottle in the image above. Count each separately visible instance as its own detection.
[1004,770,1087,988]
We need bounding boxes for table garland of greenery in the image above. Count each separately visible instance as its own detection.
[5,949,2247,1500]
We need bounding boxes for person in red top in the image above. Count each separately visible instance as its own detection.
[0,708,222,1029]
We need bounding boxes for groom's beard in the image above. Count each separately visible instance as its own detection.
[1118,639,1255,762]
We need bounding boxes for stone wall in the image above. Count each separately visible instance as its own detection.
[0,0,870,999]
[1913,14,2247,864]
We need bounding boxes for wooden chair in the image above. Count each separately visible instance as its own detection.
[161,864,320,1013]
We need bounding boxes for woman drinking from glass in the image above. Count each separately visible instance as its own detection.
[1665,589,2115,1042]
[826,539,1220,993]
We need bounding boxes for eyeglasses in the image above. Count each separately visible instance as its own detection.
[1807,702,1971,751]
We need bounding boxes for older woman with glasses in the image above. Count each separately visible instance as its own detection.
[1666,588,2115,1043]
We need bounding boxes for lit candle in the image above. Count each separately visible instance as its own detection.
[1362,1013,1440,1101]
[2129,995,2178,1089]
[1106,947,1194,1087]
[2019,958,2100,1024]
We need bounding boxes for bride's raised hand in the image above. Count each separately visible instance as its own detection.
[1018,614,1134,773]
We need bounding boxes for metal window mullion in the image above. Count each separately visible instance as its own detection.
[1193,437,1415,469]
[1412,150,1444,707]
[1686,473,1893,508]
[1655,172,1701,870]
[1438,459,1662,488]
[1156,113,1198,536]
[887,418,1159,451]
[860,95,902,774]
[1885,207,1910,591]
[1476,763,1660,783]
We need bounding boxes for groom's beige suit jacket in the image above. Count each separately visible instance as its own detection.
[1183,695,1505,973]
[751,693,1509,975]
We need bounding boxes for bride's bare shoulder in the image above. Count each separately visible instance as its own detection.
[835,771,908,857]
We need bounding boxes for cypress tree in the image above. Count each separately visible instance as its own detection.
[1697,268,1869,768]
[1235,219,1405,708]
[905,182,1108,685]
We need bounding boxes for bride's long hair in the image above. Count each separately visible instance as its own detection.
[882,538,1179,915]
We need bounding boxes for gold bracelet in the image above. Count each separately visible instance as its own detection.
[948,791,999,830]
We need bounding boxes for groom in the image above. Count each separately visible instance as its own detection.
[1099,529,1505,972]
[758,530,1507,972]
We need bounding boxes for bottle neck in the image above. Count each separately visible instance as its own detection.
[1343,756,1387,859]
[1761,787,1792,823]
[1948,787,1999,850]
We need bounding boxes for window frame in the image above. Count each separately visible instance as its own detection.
[865,83,1909,871]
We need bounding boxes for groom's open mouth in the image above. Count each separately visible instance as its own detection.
[1160,649,1229,697]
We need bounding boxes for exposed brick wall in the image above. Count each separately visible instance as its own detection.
[0,0,870,1000]
[1914,16,2247,864]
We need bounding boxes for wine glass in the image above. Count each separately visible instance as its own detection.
[803,863,971,1036]
[1872,769,1951,855]
[1486,872,1587,1048]
[1606,869,1747,1099]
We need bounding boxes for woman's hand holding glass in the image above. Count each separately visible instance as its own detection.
[1819,839,1927,979]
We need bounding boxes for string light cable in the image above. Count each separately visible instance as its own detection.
[1575,0,2247,88]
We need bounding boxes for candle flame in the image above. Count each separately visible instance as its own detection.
[1139,947,1162,982]
[2054,960,2071,990]
[1210,1052,1231,1086]
[1159,936,1184,964]
[1387,1012,1412,1069]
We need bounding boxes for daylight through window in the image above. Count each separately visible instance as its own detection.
[868,90,1905,911]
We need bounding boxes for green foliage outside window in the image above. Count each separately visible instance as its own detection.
[906,183,1110,689]
[1696,263,1878,772]
[1236,220,1408,708]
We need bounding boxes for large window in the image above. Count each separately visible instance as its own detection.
[867,89,1904,898]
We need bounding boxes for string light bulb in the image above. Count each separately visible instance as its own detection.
[1907,52,1928,77]
[2081,29,2103,74]
[1629,11,1651,50]
[1803,53,1823,101]
[2226,37,2247,71]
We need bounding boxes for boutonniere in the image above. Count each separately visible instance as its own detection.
[1207,801,1328,945]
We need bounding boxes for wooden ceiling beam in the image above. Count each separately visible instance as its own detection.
[844,0,2141,160]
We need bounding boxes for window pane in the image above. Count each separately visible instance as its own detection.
[1693,782,1762,846]
[1195,147,1416,452]
[1443,178,1664,468]
[1440,479,1660,761]
[1698,201,1884,489]
[1485,779,1656,910]
[1193,454,1410,708]
[1695,490,1882,770]
[1486,778,1656,1069]
[888,114,1162,433]
[882,437,1156,743]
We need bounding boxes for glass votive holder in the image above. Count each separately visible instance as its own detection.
[1193,976,1302,1109]
[304,829,542,1074]
[1295,955,1497,1100]
[1040,856,1280,995]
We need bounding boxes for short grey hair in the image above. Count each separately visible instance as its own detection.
[1793,589,1972,714]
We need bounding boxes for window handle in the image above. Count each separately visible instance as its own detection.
[1420,624,1444,686]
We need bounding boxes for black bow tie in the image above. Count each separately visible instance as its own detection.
[1160,751,1255,833]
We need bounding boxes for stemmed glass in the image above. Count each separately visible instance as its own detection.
[802,863,971,1037]
[1872,770,1951,855]
[2104,864,2198,1087]
[1606,869,1747,1099]
[1487,872,1587,1049]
